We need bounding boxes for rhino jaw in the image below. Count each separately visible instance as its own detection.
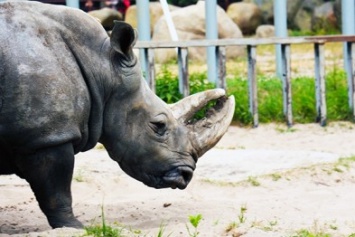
[171,89,235,158]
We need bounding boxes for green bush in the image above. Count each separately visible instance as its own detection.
[155,66,214,104]
[325,69,351,121]
[155,68,351,125]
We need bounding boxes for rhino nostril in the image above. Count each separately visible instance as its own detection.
[180,167,193,183]
[163,166,194,189]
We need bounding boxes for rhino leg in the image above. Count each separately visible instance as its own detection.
[15,143,83,229]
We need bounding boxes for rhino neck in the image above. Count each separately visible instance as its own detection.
[57,8,117,151]
[63,35,113,152]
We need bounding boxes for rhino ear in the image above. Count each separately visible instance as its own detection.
[110,20,138,56]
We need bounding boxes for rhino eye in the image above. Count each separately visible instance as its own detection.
[150,121,167,136]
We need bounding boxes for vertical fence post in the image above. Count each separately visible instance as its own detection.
[281,44,292,126]
[342,0,355,73]
[141,48,154,90]
[66,0,79,8]
[147,48,156,92]
[247,45,258,127]
[178,47,189,97]
[314,43,327,126]
[346,42,355,120]
[274,0,288,79]
[136,1,151,86]
[205,0,218,84]
[216,46,227,90]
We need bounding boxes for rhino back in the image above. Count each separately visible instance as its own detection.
[0,2,109,153]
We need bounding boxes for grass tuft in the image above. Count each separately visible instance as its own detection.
[84,206,123,237]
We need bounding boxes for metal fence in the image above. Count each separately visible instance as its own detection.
[135,35,355,127]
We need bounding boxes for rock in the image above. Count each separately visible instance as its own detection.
[244,0,326,32]
[243,0,273,24]
[333,0,341,30]
[302,0,325,13]
[290,0,327,32]
[312,2,338,33]
[125,2,179,36]
[152,1,244,63]
[293,8,312,32]
[256,25,275,38]
[227,2,263,35]
[88,8,123,31]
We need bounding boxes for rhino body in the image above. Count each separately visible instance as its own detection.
[0,1,234,229]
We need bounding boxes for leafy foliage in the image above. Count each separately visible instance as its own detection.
[186,214,202,237]
[155,66,214,104]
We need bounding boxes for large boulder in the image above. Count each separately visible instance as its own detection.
[227,2,263,35]
[243,0,273,24]
[256,25,275,38]
[152,1,244,63]
[333,0,341,30]
[312,2,338,33]
[125,2,179,36]
[244,0,326,32]
[88,8,123,31]
[292,8,312,32]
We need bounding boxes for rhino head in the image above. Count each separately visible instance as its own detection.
[100,21,235,190]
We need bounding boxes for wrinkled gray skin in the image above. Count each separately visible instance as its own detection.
[0,1,234,229]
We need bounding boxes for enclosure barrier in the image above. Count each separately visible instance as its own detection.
[135,35,355,127]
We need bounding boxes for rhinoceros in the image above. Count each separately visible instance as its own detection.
[0,1,234,229]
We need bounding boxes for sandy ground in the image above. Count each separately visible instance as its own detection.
[2,122,355,236]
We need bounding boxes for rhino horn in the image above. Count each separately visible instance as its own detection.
[170,89,235,157]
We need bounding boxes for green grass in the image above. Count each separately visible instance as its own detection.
[290,229,332,237]
[84,206,124,237]
[155,68,351,125]
[247,176,261,186]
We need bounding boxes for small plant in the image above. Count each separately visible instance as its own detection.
[84,206,123,237]
[247,176,261,186]
[95,143,105,150]
[328,224,337,231]
[225,221,238,233]
[331,156,355,173]
[73,169,85,182]
[269,220,278,227]
[332,166,343,173]
[186,214,202,237]
[291,229,332,237]
[156,222,172,237]
[271,173,282,181]
[275,127,298,133]
[238,205,247,224]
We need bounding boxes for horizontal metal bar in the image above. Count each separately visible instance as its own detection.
[135,35,355,49]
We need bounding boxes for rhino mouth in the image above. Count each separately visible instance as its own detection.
[158,166,194,190]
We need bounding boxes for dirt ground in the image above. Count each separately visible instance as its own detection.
[1,122,355,237]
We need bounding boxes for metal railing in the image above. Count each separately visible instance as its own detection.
[135,35,355,127]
